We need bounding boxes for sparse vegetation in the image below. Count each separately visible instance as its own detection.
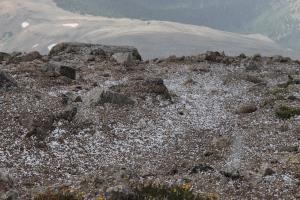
[34,188,84,200]
[2,41,300,199]
[108,184,219,200]
[275,105,300,119]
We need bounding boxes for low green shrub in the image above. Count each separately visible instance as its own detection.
[275,105,300,119]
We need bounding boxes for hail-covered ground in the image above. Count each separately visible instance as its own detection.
[0,43,299,199]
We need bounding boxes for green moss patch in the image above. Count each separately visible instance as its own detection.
[275,105,300,119]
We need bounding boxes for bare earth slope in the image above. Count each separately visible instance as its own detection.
[0,43,299,199]
[0,0,298,59]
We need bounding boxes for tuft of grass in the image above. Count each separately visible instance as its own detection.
[268,87,287,96]
[127,184,218,200]
[275,105,300,119]
[34,185,219,200]
[34,190,84,200]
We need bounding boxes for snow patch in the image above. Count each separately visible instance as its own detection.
[48,43,57,51]
[62,23,79,28]
[21,21,30,28]
[32,44,39,49]
[246,34,275,43]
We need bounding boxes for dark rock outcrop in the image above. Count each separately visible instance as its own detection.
[85,87,135,106]
[0,52,11,63]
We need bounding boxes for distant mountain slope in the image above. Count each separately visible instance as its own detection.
[53,0,269,31]
[246,0,300,51]
[0,0,296,59]
[54,0,300,52]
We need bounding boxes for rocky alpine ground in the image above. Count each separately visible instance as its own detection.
[0,43,300,199]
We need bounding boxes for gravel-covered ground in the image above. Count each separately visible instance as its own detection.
[0,43,299,199]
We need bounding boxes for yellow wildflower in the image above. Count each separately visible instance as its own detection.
[98,196,105,200]
[181,183,192,191]
[78,191,85,198]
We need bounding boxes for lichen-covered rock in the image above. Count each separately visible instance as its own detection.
[112,52,135,65]
[0,70,17,89]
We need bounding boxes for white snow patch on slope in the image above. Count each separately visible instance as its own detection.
[246,34,275,43]
[62,23,79,28]
[32,44,39,48]
[21,21,30,28]
[48,43,57,51]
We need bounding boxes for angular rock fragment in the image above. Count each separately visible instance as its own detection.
[112,52,135,65]
[85,87,134,106]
